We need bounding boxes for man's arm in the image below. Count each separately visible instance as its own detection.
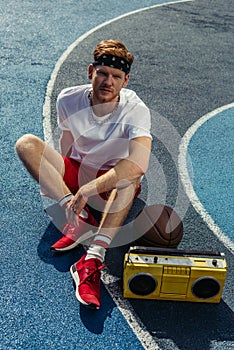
[59,130,74,156]
[69,136,152,215]
[95,136,151,192]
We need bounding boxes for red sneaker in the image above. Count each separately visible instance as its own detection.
[50,208,98,252]
[70,254,106,309]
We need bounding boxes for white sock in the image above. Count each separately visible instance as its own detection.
[85,234,112,262]
[58,194,88,219]
[85,245,106,262]
[58,193,74,207]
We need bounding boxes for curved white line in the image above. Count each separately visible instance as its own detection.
[178,103,234,254]
[42,1,193,349]
[43,0,193,145]
[101,273,160,350]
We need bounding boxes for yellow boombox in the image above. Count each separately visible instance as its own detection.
[123,246,227,303]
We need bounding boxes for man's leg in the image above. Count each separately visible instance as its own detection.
[70,179,140,308]
[16,134,100,252]
[86,183,137,258]
[15,134,71,201]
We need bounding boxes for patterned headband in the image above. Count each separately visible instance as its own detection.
[93,54,131,73]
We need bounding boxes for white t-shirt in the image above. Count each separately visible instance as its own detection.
[57,84,151,170]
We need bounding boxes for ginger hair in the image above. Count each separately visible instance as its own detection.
[93,39,134,65]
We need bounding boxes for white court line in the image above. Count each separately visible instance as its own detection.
[178,103,234,255]
[42,1,193,349]
[101,273,160,350]
[43,0,193,146]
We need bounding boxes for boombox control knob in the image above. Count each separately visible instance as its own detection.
[212,259,217,267]
[154,256,158,263]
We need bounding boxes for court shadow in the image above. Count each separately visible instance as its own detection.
[105,243,234,350]
[37,221,84,272]
[37,220,120,334]
[37,197,146,273]
[128,297,234,350]
[78,284,116,334]
[37,200,234,344]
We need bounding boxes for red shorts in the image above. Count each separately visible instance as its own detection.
[63,156,141,201]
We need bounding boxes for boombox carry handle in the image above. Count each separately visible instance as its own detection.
[128,246,225,258]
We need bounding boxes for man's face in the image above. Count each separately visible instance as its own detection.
[88,64,129,104]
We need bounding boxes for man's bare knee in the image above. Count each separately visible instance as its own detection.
[15,134,44,160]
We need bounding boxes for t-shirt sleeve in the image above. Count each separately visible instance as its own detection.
[56,91,70,131]
[126,103,152,140]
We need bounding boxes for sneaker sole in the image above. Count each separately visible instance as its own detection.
[70,264,99,309]
[50,229,95,252]
[50,240,80,252]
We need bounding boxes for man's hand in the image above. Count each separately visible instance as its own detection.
[66,190,88,226]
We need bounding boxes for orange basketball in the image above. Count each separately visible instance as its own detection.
[133,204,183,248]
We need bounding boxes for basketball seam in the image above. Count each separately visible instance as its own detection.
[164,206,173,246]
[145,209,171,245]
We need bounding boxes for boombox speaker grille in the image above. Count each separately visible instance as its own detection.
[128,273,157,296]
[192,277,221,299]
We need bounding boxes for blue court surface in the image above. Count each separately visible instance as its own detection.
[1,0,234,349]
[184,104,234,244]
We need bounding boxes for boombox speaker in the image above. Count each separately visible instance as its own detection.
[123,246,227,303]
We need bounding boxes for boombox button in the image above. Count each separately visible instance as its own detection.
[212,259,217,267]
[154,257,158,263]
